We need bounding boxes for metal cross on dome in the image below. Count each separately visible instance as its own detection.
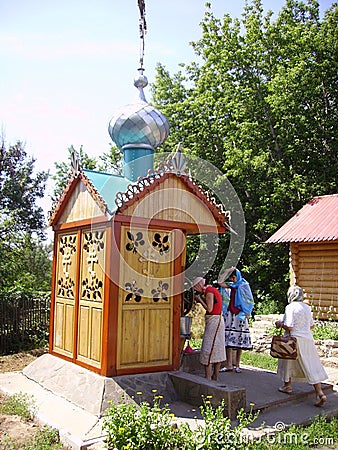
[138,0,147,70]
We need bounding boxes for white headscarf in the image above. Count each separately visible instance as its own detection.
[287,285,304,303]
[192,277,205,288]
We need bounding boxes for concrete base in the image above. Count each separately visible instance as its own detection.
[23,354,179,416]
[170,372,246,420]
[23,353,244,420]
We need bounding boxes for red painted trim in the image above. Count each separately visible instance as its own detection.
[73,229,81,364]
[49,350,102,374]
[172,230,186,370]
[116,365,175,376]
[49,233,58,353]
[101,223,112,376]
[53,216,108,231]
[105,220,122,377]
[114,213,226,234]
[49,171,109,227]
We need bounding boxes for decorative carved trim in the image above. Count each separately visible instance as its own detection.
[115,166,230,227]
[48,170,108,226]
[81,230,105,301]
[57,234,77,299]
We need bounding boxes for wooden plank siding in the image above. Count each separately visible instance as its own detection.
[58,181,104,224]
[116,225,177,372]
[122,176,218,229]
[290,242,338,320]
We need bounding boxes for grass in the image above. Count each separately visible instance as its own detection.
[0,392,34,420]
[241,350,278,372]
[189,339,278,372]
[0,393,64,450]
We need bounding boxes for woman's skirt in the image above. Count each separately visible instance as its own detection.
[200,315,226,365]
[223,311,252,350]
[277,336,328,385]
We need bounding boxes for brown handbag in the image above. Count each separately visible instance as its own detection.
[270,330,298,360]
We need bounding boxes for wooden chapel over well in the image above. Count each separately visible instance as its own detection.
[48,71,230,377]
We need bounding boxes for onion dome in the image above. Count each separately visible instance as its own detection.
[108,71,170,151]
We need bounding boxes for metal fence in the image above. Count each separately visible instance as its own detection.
[0,292,50,355]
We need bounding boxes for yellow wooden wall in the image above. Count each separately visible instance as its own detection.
[290,242,338,320]
[122,176,217,228]
[53,228,106,367]
[58,182,104,224]
[117,225,177,370]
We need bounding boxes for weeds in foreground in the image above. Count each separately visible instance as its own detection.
[251,415,338,449]
[103,394,258,450]
[0,392,34,420]
[0,393,64,449]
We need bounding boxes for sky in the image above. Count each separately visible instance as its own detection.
[0,0,333,227]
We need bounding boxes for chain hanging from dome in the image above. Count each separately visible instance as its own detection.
[137,0,147,72]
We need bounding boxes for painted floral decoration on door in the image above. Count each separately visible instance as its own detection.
[81,230,105,300]
[151,280,169,302]
[124,280,144,303]
[125,231,145,253]
[57,235,77,298]
[152,233,170,255]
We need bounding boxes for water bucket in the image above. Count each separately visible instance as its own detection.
[180,316,192,336]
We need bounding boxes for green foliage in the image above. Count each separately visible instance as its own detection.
[52,145,97,202]
[0,138,51,293]
[151,0,338,307]
[268,320,338,341]
[52,144,122,202]
[0,291,50,354]
[241,350,278,372]
[103,394,258,450]
[253,415,338,449]
[103,394,192,450]
[0,393,34,421]
[0,394,62,449]
[23,426,63,450]
[254,293,281,316]
[312,320,338,340]
[0,233,52,292]
[0,139,48,238]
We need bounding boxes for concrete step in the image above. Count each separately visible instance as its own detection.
[247,389,338,433]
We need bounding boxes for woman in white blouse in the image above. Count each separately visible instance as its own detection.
[275,285,328,406]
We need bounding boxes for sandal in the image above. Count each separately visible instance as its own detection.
[315,394,327,407]
[220,367,233,372]
[278,386,293,394]
[234,367,242,373]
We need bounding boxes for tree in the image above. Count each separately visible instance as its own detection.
[52,145,122,202]
[0,233,52,292]
[0,138,50,292]
[151,0,338,309]
[0,139,48,238]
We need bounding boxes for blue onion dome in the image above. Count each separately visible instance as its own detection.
[108,71,170,150]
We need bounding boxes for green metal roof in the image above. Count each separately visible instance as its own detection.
[83,169,131,214]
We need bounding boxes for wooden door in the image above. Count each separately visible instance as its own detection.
[52,232,78,357]
[52,228,106,369]
[76,228,106,368]
[117,226,176,370]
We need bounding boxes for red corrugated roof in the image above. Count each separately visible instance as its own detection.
[266,194,338,243]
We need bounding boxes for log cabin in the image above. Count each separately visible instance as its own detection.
[266,194,338,321]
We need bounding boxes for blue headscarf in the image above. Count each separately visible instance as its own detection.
[221,269,254,318]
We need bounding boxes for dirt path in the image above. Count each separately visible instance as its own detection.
[0,350,69,449]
